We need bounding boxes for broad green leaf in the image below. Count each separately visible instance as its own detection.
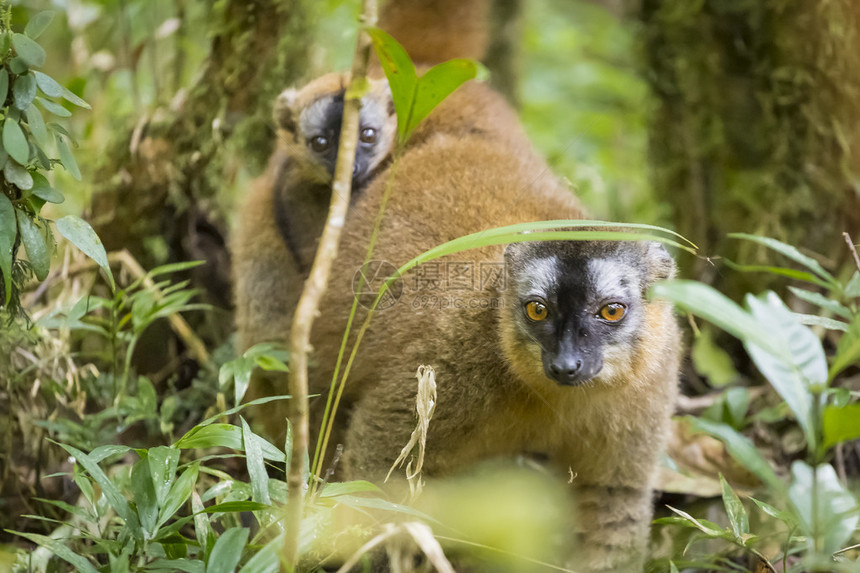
[158,464,198,530]
[17,211,50,280]
[830,315,860,380]
[36,96,71,117]
[408,58,481,139]
[11,33,45,67]
[749,497,797,527]
[664,506,724,537]
[729,233,837,286]
[0,69,8,104]
[689,417,784,495]
[0,193,16,305]
[744,292,825,450]
[719,474,748,538]
[691,327,737,387]
[206,527,249,573]
[367,28,418,144]
[196,395,292,428]
[146,559,204,573]
[724,387,749,428]
[56,215,114,292]
[13,72,36,110]
[788,461,858,555]
[56,134,81,180]
[88,444,132,463]
[147,446,180,508]
[175,423,285,462]
[57,442,143,539]
[10,531,99,573]
[3,117,30,165]
[131,457,158,538]
[823,404,860,449]
[722,261,831,289]
[333,494,435,521]
[26,103,49,148]
[238,533,281,573]
[254,353,289,373]
[33,70,63,97]
[241,417,271,505]
[5,160,32,191]
[191,492,213,556]
[649,280,786,360]
[787,287,851,319]
[25,11,55,40]
[31,172,63,203]
[9,57,27,75]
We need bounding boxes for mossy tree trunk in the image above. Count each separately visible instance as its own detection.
[89,0,314,315]
[639,0,860,294]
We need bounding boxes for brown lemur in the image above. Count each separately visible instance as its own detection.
[232,0,681,571]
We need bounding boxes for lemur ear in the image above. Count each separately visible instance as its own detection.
[273,88,299,133]
[644,242,677,284]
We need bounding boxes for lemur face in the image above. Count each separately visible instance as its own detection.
[504,240,675,387]
[275,75,396,185]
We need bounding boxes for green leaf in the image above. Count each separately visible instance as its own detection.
[10,531,99,573]
[0,69,8,104]
[56,442,143,539]
[367,28,419,144]
[845,271,860,298]
[147,446,180,509]
[56,134,81,180]
[744,292,825,450]
[31,172,63,203]
[320,480,382,497]
[241,417,271,505]
[157,464,198,530]
[749,497,797,527]
[664,506,725,537]
[88,444,132,463]
[206,527,249,573]
[788,461,858,555]
[13,72,36,110]
[823,403,860,449]
[408,58,481,139]
[25,11,55,40]
[723,387,750,428]
[0,194,16,305]
[26,103,49,148]
[691,327,737,387]
[36,96,71,118]
[17,211,50,280]
[787,287,851,320]
[12,33,45,67]
[3,117,30,165]
[689,417,784,495]
[729,233,837,286]
[649,280,786,360]
[200,501,271,513]
[33,70,63,97]
[131,457,159,538]
[4,160,32,191]
[719,474,749,538]
[56,215,115,292]
[237,533,281,573]
[795,314,849,332]
[62,86,91,110]
[146,559,204,573]
[830,315,860,380]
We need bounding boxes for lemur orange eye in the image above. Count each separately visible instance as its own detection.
[359,127,377,143]
[599,303,626,322]
[309,135,330,152]
[525,301,548,322]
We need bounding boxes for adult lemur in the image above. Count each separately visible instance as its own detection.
[232,0,680,570]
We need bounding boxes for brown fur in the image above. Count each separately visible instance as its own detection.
[232,2,680,570]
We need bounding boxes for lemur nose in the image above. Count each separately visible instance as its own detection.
[549,358,583,383]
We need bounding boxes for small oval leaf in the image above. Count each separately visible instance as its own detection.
[4,160,33,191]
[55,134,81,180]
[12,72,36,110]
[25,11,55,40]
[33,71,63,98]
[16,210,50,280]
[0,69,8,104]
[11,33,46,68]
[36,96,71,117]
[31,173,63,203]
[25,104,49,148]
[62,86,91,110]
[3,118,30,165]
[56,215,114,291]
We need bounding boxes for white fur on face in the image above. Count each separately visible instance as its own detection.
[586,257,634,302]
[518,255,559,297]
